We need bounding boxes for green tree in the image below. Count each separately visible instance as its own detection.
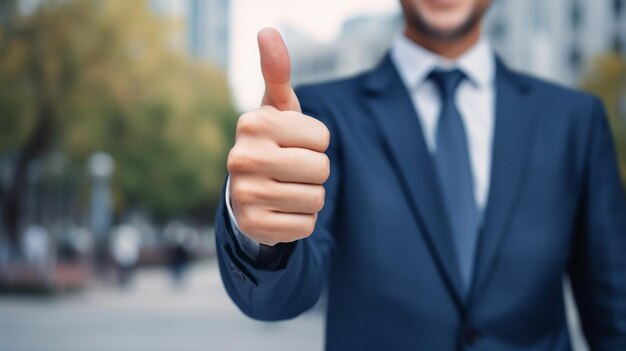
[581,53,626,189]
[0,0,236,250]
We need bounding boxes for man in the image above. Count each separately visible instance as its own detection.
[216,0,626,349]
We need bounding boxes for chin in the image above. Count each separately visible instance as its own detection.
[421,9,474,35]
[401,0,489,40]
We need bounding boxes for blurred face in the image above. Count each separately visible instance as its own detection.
[400,0,492,40]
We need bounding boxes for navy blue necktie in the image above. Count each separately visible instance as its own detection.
[429,69,479,292]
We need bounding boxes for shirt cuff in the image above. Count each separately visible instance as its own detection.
[225,176,260,260]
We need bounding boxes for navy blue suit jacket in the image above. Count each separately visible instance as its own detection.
[216,55,626,350]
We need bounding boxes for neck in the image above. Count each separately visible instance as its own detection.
[404,25,481,60]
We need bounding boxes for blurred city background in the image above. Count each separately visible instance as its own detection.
[0,0,624,350]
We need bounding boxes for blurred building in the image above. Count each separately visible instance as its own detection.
[282,0,626,88]
[188,0,230,69]
[0,0,42,25]
[486,0,626,86]
[150,0,230,70]
[283,13,402,87]
[149,0,188,52]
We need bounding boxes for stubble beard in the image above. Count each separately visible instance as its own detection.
[404,5,487,41]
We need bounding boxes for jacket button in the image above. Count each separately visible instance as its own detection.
[463,327,480,346]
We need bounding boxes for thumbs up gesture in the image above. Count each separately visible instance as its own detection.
[227,28,331,246]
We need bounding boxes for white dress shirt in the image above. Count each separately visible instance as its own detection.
[226,34,497,258]
[391,34,495,211]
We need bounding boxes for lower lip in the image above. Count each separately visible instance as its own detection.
[426,0,461,6]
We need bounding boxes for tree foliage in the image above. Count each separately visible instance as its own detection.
[0,0,236,244]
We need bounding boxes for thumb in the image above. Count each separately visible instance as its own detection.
[258,27,300,112]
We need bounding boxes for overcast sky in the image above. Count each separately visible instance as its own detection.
[229,0,401,111]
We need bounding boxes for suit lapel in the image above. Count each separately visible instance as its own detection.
[468,59,536,304]
[363,55,466,309]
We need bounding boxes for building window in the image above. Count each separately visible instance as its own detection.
[570,0,583,29]
[569,47,582,70]
[615,0,624,18]
[614,0,624,52]
[489,20,506,41]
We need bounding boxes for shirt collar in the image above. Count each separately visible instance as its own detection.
[390,33,495,90]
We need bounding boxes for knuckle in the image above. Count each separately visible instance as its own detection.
[255,109,273,126]
[230,180,256,205]
[302,215,317,237]
[226,148,242,173]
[317,153,331,183]
[311,186,325,212]
[237,111,264,136]
[320,124,331,151]
[293,214,316,238]
[227,147,264,173]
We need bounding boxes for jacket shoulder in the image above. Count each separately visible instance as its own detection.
[507,69,600,108]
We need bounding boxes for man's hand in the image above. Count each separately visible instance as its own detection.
[227,28,331,246]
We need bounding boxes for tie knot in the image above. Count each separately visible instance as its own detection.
[428,68,465,100]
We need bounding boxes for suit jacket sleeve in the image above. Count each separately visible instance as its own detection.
[568,97,626,350]
[214,86,341,321]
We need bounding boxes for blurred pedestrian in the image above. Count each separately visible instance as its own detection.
[164,221,196,288]
[109,224,141,287]
[168,241,190,288]
[22,224,50,274]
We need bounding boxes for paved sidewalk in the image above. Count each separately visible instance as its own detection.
[0,261,324,351]
[0,259,589,351]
